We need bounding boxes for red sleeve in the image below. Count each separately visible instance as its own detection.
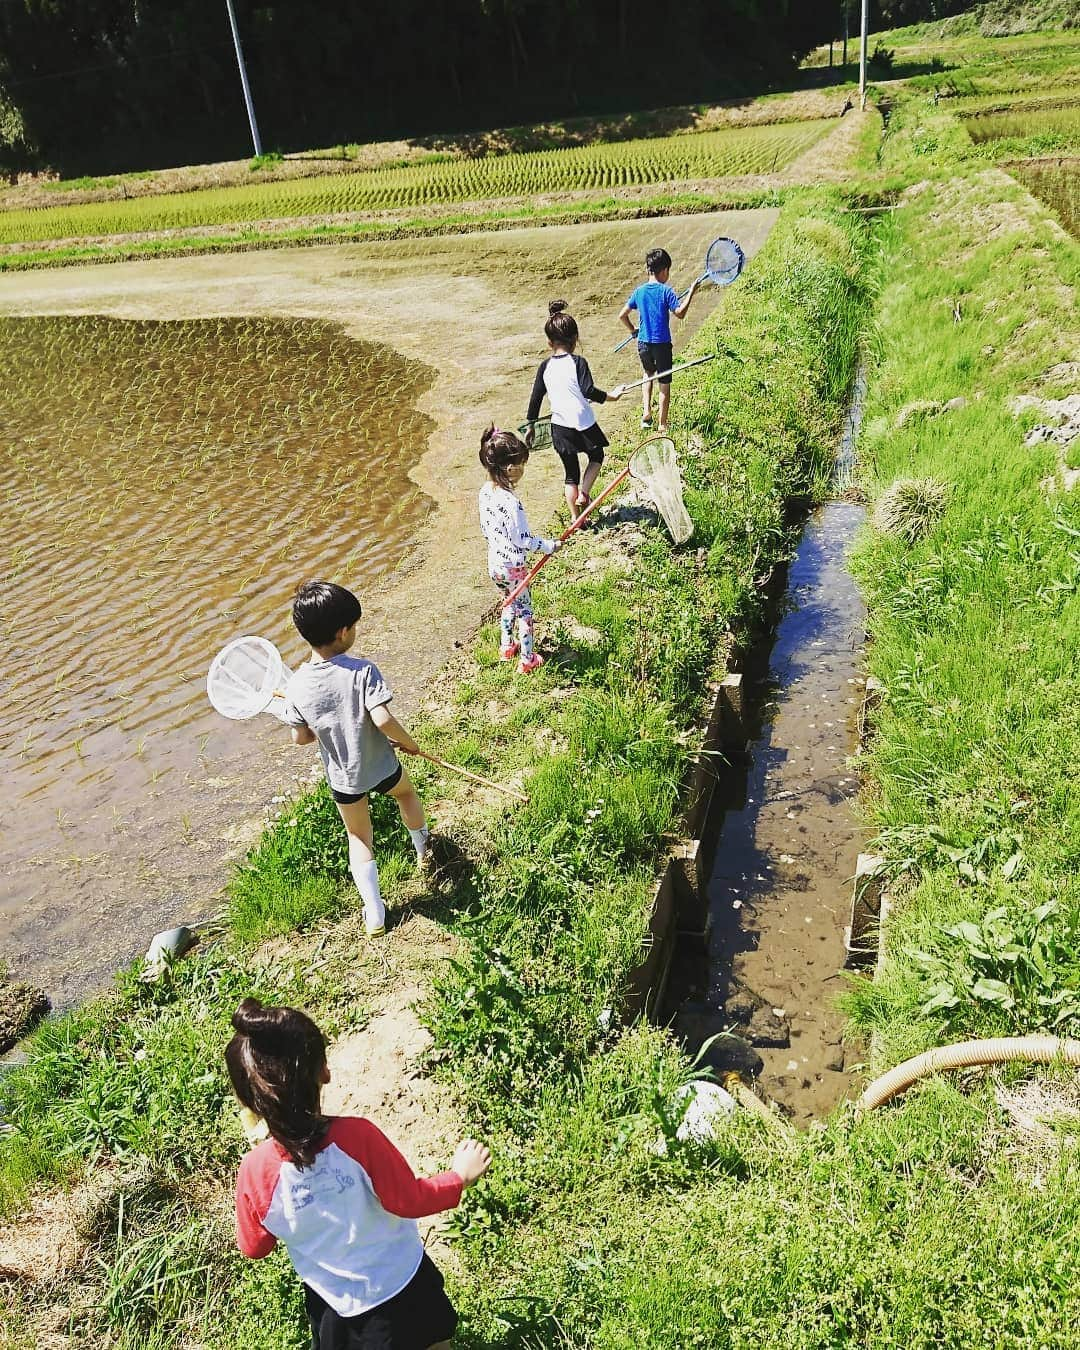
[235,1144,281,1258]
[329,1118,464,1219]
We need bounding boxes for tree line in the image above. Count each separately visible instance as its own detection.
[0,0,976,176]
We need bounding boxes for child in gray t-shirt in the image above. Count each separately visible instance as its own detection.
[283,581,433,936]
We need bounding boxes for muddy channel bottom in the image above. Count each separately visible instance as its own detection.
[673,501,867,1124]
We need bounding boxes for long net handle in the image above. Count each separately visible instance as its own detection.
[502,465,632,608]
[414,749,529,804]
[617,353,716,394]
[676,268,710,303]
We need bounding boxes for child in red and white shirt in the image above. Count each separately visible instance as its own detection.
[226,998,492,1350]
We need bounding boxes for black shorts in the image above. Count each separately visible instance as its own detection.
[330,762,403,806]
[550,421,608,486]
[638,340,674,385]
[305,1254,458,1350]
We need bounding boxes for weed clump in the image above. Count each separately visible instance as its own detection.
[873,475,951,543]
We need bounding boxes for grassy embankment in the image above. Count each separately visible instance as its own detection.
[0,192,869,1347]
[845,81,1080,1068]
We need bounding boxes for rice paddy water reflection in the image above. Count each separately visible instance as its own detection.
[0,315,434,983]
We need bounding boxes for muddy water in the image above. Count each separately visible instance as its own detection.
[0,315,433,995]
[676,502,867,1123]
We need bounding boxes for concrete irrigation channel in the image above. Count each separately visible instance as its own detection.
[636,371,873,1124]
[0,209,779,1009]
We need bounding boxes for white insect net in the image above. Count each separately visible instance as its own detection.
[628,437,694,545]
[206,635,293,721]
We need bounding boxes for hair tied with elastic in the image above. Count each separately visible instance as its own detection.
[548,299,568,316]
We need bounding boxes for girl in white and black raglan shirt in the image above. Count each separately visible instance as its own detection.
[228,998,492,1350]
[525,300,624,521]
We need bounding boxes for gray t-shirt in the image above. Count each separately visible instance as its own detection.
[282,655,399,795]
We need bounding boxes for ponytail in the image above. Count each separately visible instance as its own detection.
[225,998,329,1168]
[480,423,530,491]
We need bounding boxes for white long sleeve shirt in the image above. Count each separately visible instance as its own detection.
[526,352,608,430]
[478,482,556,572]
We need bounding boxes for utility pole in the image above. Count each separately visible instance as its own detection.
[225,0,262,157]
[859,0,870,109]
[843,1,849,66]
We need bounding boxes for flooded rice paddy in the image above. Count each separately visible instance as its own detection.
[0,208,779,1005]
[1,314,434,997]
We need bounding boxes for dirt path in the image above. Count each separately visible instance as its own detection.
[0,208,778,1008]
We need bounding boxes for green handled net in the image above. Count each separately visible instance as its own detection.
[518,416,553,450]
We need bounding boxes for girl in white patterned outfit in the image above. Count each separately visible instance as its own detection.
[478,424,559,674]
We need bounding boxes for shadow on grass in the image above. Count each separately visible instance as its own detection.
[456,1298,569,1350]
[797,58,950,88]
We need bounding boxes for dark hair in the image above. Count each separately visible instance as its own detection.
[225,998,329,1168]
[480,424,530,491]
[544,298,578,350]
[292,580,362,647]
[646,248,672,275]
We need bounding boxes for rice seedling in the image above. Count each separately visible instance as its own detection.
[1009,158,1080,236]
[965,101,1080,147]
[0,313,436,819]
[0,121,831,246]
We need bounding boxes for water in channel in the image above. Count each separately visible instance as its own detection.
[674,386,869,1122]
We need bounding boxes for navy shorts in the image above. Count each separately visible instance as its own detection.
[550,421,608,485]
[638,340,674,385]
[330,762,403,806]
[305,1254,457,1349]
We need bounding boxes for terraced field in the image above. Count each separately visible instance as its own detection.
[965,101,1080,144]
[0,119,831,245]
[1010,158,1080,235]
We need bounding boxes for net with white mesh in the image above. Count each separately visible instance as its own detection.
[628,436,694,545]
[206,635,293,722]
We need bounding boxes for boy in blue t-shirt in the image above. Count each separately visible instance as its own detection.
[618,247,700,431]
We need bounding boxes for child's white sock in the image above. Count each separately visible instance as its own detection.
[348,843,385,931]
[408,825,430,860]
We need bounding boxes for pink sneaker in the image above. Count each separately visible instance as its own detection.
[519,653,545,674]
[500,642,520,661]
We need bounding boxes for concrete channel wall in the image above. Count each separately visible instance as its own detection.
[623,671,746,1020]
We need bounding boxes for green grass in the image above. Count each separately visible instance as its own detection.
[964,102,1080,157]
[881,25,1080,105]
[39,170,156,192]
[0,120,831,246]
[843,159,1080,1071]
